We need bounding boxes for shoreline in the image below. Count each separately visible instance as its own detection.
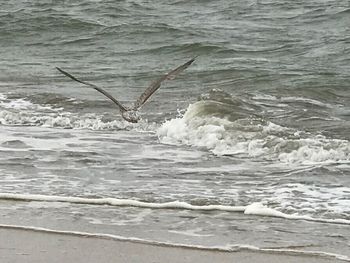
[0,226,344,263]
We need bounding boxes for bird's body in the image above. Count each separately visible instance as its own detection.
[56,58,195,123]
[121,109,140,123]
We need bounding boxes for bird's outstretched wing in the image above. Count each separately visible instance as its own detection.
[56,67,128,112]
[133,57,196,110]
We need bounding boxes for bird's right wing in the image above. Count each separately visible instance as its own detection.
[133,57,196,110]
[56,67,128,112]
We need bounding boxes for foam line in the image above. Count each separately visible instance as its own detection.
[0,193,246,212]
[1,193,349,225]
[244,203,350,225]
[0,224,348,262]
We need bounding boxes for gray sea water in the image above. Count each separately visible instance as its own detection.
[0,0,350,260]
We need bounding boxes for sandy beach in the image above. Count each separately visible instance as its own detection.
[0,227,341,263]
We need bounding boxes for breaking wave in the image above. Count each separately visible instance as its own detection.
[157,90,350,165]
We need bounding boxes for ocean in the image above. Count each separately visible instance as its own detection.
[0,0,349,260]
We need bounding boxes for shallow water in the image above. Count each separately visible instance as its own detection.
[0,0,349,260]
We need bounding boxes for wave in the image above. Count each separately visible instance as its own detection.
[0,93,155,131]
[0,193,349,225]
[21,13,104,29]
[334,8,350,16]
[157,90,350,165]
[0,94,56,111]
[1,91,349,165]
[0,110,127,130]
[0,109,157,131]
[0,224,348,262]
[121,42,232,56]
[99,22,200,37]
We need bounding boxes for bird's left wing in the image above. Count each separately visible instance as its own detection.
[56,67,128,112]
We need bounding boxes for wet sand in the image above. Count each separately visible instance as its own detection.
[0,227,341,263]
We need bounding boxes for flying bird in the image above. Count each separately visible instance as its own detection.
[56,58,195,123]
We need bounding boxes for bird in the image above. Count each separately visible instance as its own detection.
[56,58,196,123]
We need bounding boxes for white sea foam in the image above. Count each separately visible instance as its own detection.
[168,228,213,237]
[0,109,155,131]
[0,193,246,212]
[280,96,334,108]
[157,102,350,165]
[0,223,348,262]
[0,96,58,111]
[278,138,350,164]
[0,93,8,101]
[0,94,156,131]
[251,94,334,108]
[261,183,350,217]
[1,193,349,225]
[251,94,278,101]
[244,202,350,224]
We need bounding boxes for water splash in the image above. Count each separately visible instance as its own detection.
[158,99,350,165]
